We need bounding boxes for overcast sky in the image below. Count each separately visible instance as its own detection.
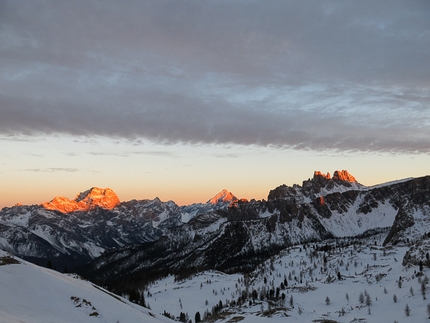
[1,0,429,206]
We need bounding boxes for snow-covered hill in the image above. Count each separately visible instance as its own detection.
[4,239,430,323]
[137,236,430,323]
[0,250,169,323]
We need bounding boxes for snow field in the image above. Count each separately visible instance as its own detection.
[145,235,430,323]
[0,250,171,323]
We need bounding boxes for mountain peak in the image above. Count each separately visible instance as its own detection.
[42,187,120,213]
[207,189,238,205]
[313,170,357,184]
[332,170,357,183]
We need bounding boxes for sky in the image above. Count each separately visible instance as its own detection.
[1,0,430,207]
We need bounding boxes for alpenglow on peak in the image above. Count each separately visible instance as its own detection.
[42,187,120,213]
[207,189,238,205]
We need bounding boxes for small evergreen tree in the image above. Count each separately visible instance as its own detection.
[393,294,398,303]
[404,303,410,316]
[195,311,201,323]
[359,292,365,304]
[365,293,372,307]
[325,296,330,305]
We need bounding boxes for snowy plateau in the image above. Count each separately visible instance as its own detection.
[1,170,430,323]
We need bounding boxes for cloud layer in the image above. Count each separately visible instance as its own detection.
[1,0,429,153]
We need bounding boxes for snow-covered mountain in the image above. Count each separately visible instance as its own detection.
[179,189,238,222]
[0,187,239,269]
[0,250,170,323]
[2,170,430,323]
[81,172,430,288]
[1,170,429,280]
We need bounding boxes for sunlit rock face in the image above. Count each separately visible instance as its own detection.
[42,187,120,213]
[208,189,238,205]
[332,170,357,183]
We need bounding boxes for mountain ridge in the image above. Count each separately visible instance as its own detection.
[1,170,429,276]
[36,169,361,214]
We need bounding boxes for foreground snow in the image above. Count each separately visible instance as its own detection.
[0,250,169,323]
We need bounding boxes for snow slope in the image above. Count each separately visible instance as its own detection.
[0,250,169,323]
[146,235,430,323]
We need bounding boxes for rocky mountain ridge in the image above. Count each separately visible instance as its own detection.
[80,172,430,285]
[0,187,242,269]
[1,170,429,277]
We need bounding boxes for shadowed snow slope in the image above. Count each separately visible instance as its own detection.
[0,250,168,323]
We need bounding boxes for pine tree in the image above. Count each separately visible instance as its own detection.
[359,292,365,304]
[365,293,372,307]
[325,296,330,305]
[404,303,410,316]
[195,311,201,323]
[393,294,398,303]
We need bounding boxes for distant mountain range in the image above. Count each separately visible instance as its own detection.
[0,170,429,280]
[0,185,239,269]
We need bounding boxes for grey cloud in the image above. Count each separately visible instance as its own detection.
[1,0,429,153]
[89,151,177,158]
